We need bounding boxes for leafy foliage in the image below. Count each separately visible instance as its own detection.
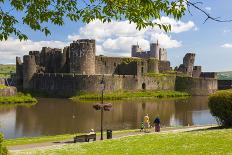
[0,133,8,155]
[218,71,232,80]
[0,0,187,40]
[208,90,232,127]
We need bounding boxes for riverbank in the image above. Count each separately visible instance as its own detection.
[4,126,198,147]
[72,90,190,101]
[9,125,228,155]
[0,93,37,104]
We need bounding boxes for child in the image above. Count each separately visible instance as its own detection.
[140,121,144,132]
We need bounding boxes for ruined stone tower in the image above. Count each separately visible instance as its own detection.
[183,53,195,76]
[177,53,196,77]
[16,57,23,88]
[70,39,96,74]
[150,40,160,59]
[23,55,37,89]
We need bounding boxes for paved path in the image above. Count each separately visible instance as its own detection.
[8,125,217,152]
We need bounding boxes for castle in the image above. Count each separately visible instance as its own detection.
[16,39,218,97]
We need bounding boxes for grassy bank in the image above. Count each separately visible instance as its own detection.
[0,93,37,104]
[12,129,232,155]
[5,129,140,146]
[0,84,7,89]
[72,90,190,101]
[0,64,15,78]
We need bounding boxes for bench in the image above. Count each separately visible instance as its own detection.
[74,133,96,143]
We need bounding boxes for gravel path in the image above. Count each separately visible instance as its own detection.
[8,125,217,152]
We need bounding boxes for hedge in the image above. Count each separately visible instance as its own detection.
[208,90,232,127]
[0,133,8,155]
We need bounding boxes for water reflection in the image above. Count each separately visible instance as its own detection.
[0,97,216,139]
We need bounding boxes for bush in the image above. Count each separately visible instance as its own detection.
[0,133,8,155]
[208,90,232,127]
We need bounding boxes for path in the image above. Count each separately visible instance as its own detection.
[8,125,217,152]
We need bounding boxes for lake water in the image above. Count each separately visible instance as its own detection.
[0,97,217,139]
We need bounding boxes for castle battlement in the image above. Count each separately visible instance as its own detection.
[15,39,217,96]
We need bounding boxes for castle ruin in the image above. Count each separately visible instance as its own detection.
[16,39,218,97]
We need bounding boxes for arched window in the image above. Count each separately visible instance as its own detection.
[142,82,146,90]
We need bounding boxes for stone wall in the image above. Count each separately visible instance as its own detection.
[95,56,124,74]
[158,61,171,72]
[31,73,176,97]
[218,80,232,90]
[0,78,5,85]
[0,87,17,96]
[175,76,218,95]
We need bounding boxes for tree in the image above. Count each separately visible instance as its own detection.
[0,0,230,41]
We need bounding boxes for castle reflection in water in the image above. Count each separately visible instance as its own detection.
[0,97,216,139]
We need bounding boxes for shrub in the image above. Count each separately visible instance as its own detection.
[208,90,232,127]
[0,133,8,155]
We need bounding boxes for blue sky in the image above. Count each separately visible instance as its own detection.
[1,0,232,72]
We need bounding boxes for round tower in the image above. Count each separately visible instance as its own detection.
[147,58,159,73]
[150,40,160,59]
[131,45,139,57]
[16,57,23,88]
[70,39,96,74]
[23,55,37,89]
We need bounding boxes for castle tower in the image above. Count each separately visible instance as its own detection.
[147,58,159,73]
[23,55,37,89]
[70,39,96,74]
[16,57,23,88]
[150,40,160,59]
[131,45,139,57]
[183,53,196,77]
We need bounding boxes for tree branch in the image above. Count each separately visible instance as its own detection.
[186,1,232,23]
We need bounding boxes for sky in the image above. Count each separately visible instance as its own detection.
[1,0,232,72]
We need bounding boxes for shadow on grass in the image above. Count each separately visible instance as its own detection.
[185,126,232,133]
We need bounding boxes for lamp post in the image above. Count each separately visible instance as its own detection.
[93,77,112,140]
[100,78,105,140]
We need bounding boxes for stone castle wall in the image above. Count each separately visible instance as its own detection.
[175,76,218,95]
[31,73,176,97]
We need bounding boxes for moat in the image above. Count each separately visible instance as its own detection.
[0,97,216,139]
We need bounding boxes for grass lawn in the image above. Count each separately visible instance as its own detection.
[5,129,139,146]
[11,129,232,155]
[72,90,190,101]
[0,93,37,104]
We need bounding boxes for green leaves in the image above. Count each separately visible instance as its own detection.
[0,0,187,41]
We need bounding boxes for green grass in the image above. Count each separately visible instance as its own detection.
[0,93,37,104]
[13,129,232,155]
[0,64,15,78]
[5,129,139,146]
[0,84,8,89]
[71,90,190,101]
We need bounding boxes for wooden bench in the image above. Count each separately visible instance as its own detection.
[74,134,96,143]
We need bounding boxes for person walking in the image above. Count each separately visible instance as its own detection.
[144,114,150,132]
[153,117,160,132]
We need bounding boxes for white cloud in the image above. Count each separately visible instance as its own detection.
[154,17,195,33]
[221,43,232,48]
[0,38,67,64]
[205,7,212,12]
[68,17,195,56]
[1,17,196,63]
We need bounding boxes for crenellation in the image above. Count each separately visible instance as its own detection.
[15,39,218,96]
